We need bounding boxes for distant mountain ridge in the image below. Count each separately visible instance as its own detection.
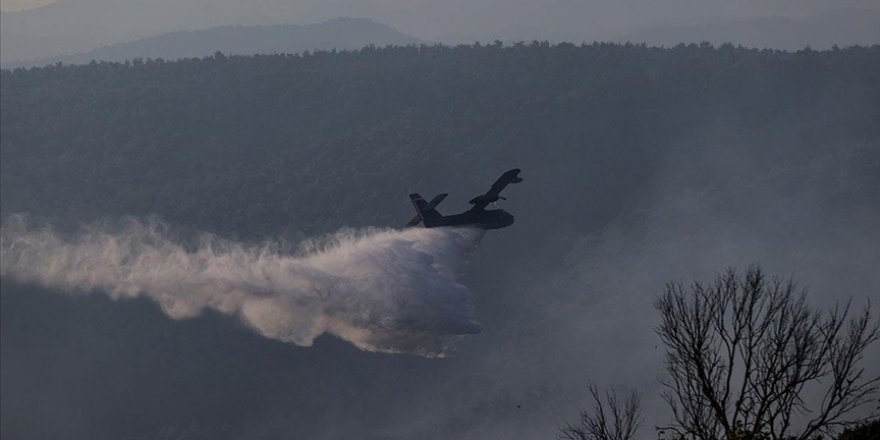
[0,0,411,63]
[3,18,420,68]
[4,0,879,63]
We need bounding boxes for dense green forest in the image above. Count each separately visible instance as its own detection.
[2,43,879,440]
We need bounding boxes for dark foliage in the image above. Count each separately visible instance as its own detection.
[836,419,880,440]
[3,43,879,238]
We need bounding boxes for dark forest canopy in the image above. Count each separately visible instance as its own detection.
[1,42,879,440]
[2,42,878,236]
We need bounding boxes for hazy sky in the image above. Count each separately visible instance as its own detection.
[0,0,54,11]
[3,0,878,63]
[3,0,878,25]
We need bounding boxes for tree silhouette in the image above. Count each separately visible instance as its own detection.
[655,267,879,440]
[560,384,642,440]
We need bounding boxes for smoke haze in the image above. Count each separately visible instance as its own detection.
[2,42,878,439]
[0,216,484,356]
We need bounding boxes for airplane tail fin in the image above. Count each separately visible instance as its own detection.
[409,193,444,227]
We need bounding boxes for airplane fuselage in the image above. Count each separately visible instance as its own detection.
[428,208,514,230]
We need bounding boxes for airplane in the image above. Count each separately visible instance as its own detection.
[407,168,523,230]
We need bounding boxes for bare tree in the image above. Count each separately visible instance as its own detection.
[560,384,643,440]
[655,266,879,440]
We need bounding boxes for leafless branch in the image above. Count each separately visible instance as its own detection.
[655,266,878,440]
[560,384,643,440]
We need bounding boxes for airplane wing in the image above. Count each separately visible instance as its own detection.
[467,169,523,211]
[406,193,448,226]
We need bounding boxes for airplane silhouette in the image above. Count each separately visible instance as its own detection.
[407,168,522,230]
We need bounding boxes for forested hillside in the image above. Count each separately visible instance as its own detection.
[2,43,879,440]
[4,43,878,235]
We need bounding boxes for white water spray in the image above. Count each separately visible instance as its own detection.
[0,216,485,356]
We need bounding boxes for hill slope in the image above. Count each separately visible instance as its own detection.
[2,44,879,440]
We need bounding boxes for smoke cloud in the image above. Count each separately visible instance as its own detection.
[0,216,485,357]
